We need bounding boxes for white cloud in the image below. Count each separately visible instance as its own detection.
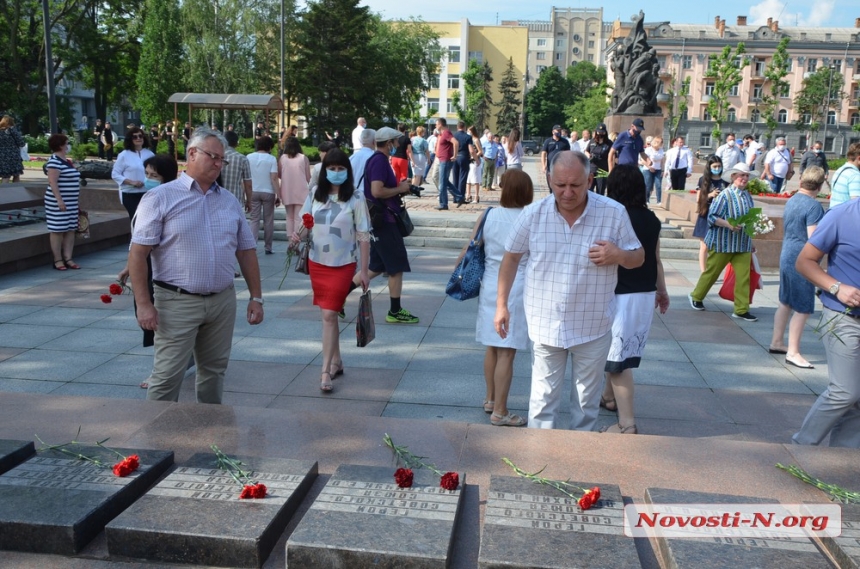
[800,0,834,26]
[749,0,786,25]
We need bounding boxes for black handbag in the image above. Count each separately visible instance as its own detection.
[445,208,492,301]
[387,204,414,237]
[356,289,375,347]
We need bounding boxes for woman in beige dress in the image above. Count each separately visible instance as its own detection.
[278,136,311,237]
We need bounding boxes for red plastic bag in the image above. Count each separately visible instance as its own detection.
[718,258,761,304]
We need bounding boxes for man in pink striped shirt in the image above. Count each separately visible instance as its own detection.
[129,128,264,404]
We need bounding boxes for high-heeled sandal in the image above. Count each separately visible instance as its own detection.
[52,260,67,271]
[63,258,80,270]
[483,400,495,413]
[320,371,333,393]
[330,362,344,377]
[599,396,617,413]
[600,423,638,434]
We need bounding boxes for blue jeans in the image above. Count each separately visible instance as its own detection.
[453,154,470,200]
[642,168,662,203]
[424,153,435,178]
[437,160,459,207]
[769,176,785,193]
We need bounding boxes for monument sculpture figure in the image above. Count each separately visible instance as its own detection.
[610,11,660,115]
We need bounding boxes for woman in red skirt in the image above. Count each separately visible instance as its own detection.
[292,148,371,392]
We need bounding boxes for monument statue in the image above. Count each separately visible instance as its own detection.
[610,11,660,115]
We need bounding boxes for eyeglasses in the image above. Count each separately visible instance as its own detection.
[194,148,229,165]
[132,134,144,140]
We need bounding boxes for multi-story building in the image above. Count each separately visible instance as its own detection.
[503,7,606,92]
[607,16,860,156]
[419,20,528,133]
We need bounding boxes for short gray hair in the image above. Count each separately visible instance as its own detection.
[186,127,228,153]
[549,150,589,176]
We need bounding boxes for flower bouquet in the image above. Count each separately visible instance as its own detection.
[502,458,601,510]
[36,427,141,478]
[383,433,459,491]
[211,444,267,499]
[100,279,132,304]
[728,207,775,238]
[279,213,314,289]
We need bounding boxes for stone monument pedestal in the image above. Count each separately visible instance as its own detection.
[604,114,664,139]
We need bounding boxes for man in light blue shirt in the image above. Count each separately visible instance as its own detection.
[829,142,860,208]
[481,132,499,193]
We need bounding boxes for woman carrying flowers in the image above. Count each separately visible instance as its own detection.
[291,149,370,392]
[689,162,758,322]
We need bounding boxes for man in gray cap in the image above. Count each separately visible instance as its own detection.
[349,127,420,323]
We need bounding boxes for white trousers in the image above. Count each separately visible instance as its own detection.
[529,333,612,431]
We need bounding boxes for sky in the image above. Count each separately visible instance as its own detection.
[358,0,847,28]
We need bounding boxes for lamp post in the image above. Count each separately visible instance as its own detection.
[41,0,58,133]
[821,63,836,149]
[751,97,761,138]
[280,0,285,130]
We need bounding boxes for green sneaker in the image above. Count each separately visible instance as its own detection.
[386,308,419,324]
[338,303,346,319]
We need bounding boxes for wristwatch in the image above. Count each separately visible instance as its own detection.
[250,297,264,305]
[829,282,841,295]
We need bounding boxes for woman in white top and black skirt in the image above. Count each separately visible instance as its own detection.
[112,127,155,220]
[292,148,371,393]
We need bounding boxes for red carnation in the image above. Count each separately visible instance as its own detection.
[394,467,413,488]
[578,487,601,510]
[440,472,459,491]
[100,294,112,304]
[109,283,123,295]
[112,455,140,477]
[301,213,314,229]
[239,482,267,499]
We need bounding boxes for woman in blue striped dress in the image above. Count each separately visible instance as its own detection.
[44,133,82,271]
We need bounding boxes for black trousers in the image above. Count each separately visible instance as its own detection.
[669,168,687,190]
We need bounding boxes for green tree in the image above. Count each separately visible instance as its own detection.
[460,58,493,131]
[564,82,609,132]
[704,43,748,142]
[136,0,183,125]
[524,66,568,137]
[664,75,691,141]
[494,57,521,135]
[450,91,472,127]
[759,37,791,142]
[566,61,604,101]
[794,66,845,139]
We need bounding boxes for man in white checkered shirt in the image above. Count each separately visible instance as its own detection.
[495,151,644,431]
[129,128,264,405]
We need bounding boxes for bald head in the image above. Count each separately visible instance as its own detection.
[549,150,589,176]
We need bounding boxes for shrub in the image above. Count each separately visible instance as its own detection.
[746,178,770,195]
[23,135,50,154]
[828,158,846,170]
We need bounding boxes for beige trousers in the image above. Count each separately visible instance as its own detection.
[146,285,236,404]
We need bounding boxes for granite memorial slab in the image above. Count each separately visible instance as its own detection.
[819,503,860,569]
[0,439,35,475]
[106,453,317,568]
[478,475,638,569]
[0,446,173,554]
[287,464,465,568]
[645,488,832,568]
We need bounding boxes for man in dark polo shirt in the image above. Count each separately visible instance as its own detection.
[608,118,650,171]
[451,121,472,206]
[540,125,571,187]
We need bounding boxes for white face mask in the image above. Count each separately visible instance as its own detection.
[777,144,786,151]
[65,144,71,154]
[727,140,735,147]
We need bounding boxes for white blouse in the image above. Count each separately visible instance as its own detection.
[300,192,371,267]
[112,148,155,195]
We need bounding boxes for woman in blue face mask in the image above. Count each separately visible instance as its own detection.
[111,127,156,220]
[292,148,371,393]
[692,155,726,273]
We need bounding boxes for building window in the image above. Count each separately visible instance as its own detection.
[705,82,715,96]
[536,52,546,61]
[827,110,837,125]
[682,55,692,69]
[448,46,460,63]
[703,109,713,121]
[588,55,593,61]
[427,98,439,113]
[588,40,595,48]
[751,109,760,123]
[556,39,563,47]
[825,137,835,152]
[557,32,563,36]
[856,60,860,74]
[430,74,440,89]
[681,108,688,120]
[446,100,456,114]
[727,108,736,122]
[700,133,712,147]
[447,75,459,89]
[799,135,807,150]
[852,112,860,126]
[779,85,790,98]
[785,58,792,71]
[832,59,842,72]
[468,51,483,64]
[729,84,739,97]
[807,58,817,73]
[802,112,811,124]
[752,84,764,99]
[537,39,547,47]
[556,53,562,61]
[754,58,766,76]
[777,109,787,123]
[537,65,547,74]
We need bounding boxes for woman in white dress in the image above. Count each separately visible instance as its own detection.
[473,169,534,426]
[465,125,483,203]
